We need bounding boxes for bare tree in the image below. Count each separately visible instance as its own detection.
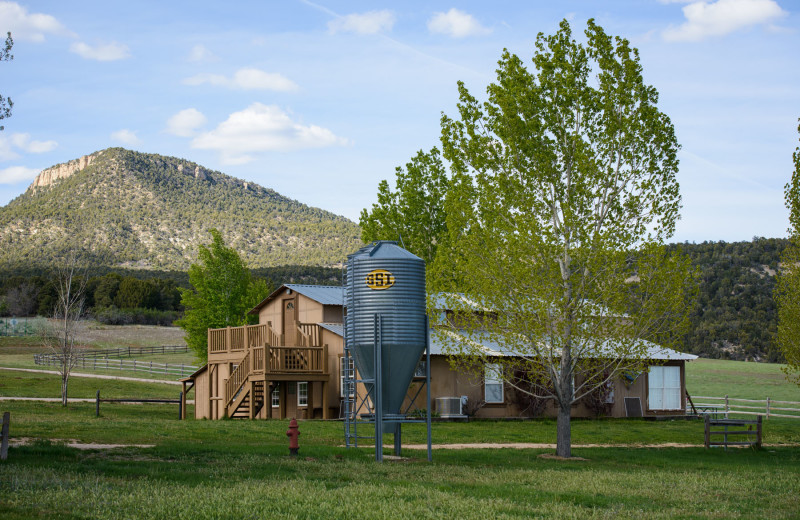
[40,255,86,406]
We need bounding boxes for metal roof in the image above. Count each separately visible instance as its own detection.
[249,283,344,314]
[285,284,344,306]
[428,328,697,360]
[318,322,344,336]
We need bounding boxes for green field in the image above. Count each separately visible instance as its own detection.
[0,401,799,519]
[2,338,800,518]
[0,332,198,382]
[686,358,800,402]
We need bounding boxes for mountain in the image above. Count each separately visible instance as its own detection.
[670,237,787,362]
[0,148,362,270]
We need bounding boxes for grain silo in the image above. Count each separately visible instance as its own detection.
[343,241,431,461]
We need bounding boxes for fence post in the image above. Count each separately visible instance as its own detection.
[1,411,9,460]
[725,394,729,418]
[178,391,183,420]
[766,397,771,419]
[96,390,100,418]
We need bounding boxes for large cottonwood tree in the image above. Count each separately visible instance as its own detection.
[177,229,268,362]
[432,19,694,458]
[777,119,800,385]
[359,148,449,267]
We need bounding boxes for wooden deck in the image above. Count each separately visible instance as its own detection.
[206,322,331,419]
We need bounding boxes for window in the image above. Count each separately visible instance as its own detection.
[340,356,355,398]
[484,363,504,403]
[298,382,308,407]
[648,366,681,410]
[271,385,280,408]
[414,358,427,378]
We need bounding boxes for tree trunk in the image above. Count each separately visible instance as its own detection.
[556,401,571,458]
[61,374,69,407]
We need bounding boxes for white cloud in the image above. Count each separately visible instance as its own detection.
[191,103,349,164]
[188,44,217,62]
[70,41,130,61]
[111,129,140,146]
[663,0,787,42]
[328,10,395,35]
[165,108,207,137]
[428,8,491,38]
[183,68,297,91]
[0,1,72,42]
[0,165,39,183]
[0,132,57,160]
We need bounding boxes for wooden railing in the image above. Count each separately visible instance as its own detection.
[269,346,328,373]
[209,323,283,354]
[225,350,251,407]
[297,323,320,348]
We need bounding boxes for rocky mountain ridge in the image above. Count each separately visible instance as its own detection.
[0,148,362,270]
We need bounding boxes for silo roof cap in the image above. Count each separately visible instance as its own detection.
[349,241,423,261]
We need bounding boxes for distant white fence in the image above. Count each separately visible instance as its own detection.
[33,355,198,379]
[688,395,800,420]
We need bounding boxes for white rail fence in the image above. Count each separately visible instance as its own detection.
[33,355,198,379]
[688,395,800,420]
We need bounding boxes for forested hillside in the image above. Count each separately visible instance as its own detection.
[0,148,361,270]
[672,237,786,362]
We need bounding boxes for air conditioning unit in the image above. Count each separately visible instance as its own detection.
[435,396,467,418]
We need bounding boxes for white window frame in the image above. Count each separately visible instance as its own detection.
[648,365,681,410]
[484,363,504,404]
[340,356,355,398]
[271,385,280,408]
[298,382,308,407]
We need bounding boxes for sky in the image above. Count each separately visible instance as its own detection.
[0,0,798,243]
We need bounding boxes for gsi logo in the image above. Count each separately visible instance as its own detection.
[365,269,395,290]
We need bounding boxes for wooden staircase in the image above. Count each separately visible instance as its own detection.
[228,380,266,419]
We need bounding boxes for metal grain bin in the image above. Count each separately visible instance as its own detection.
[345,241,426,416]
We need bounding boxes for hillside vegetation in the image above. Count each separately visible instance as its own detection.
[672,238,786,361]
[0,148,361,270]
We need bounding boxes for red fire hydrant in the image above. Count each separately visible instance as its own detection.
[286,417,300,456]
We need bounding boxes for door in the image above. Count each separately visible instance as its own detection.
[283,299,296,345]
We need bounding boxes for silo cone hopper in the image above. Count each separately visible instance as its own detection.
[345,241,426,417]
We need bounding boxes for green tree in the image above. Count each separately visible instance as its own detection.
[359,148,449,266]
[432,19,694,458]
[1,32,13,131]
[777,119,800,384]
[176,229,269,361]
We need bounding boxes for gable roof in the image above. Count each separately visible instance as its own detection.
[249,284,344,315]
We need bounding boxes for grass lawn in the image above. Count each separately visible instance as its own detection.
[0,401,798,519]
[686,358,800,402]
[0,368,185,400]
[0,333,199,382]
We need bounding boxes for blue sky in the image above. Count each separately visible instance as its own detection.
[0,0,798,243]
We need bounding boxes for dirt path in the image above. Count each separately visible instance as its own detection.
[394,442,704,449]
[9,438,155,450]
[0,366,182,385]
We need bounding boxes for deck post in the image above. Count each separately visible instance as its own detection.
[223,377,229,418]
[248,381,254,419]
[308,382,315,419]
[1,411,10,460]
[322,381,329,419]
[266,381,272,419]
